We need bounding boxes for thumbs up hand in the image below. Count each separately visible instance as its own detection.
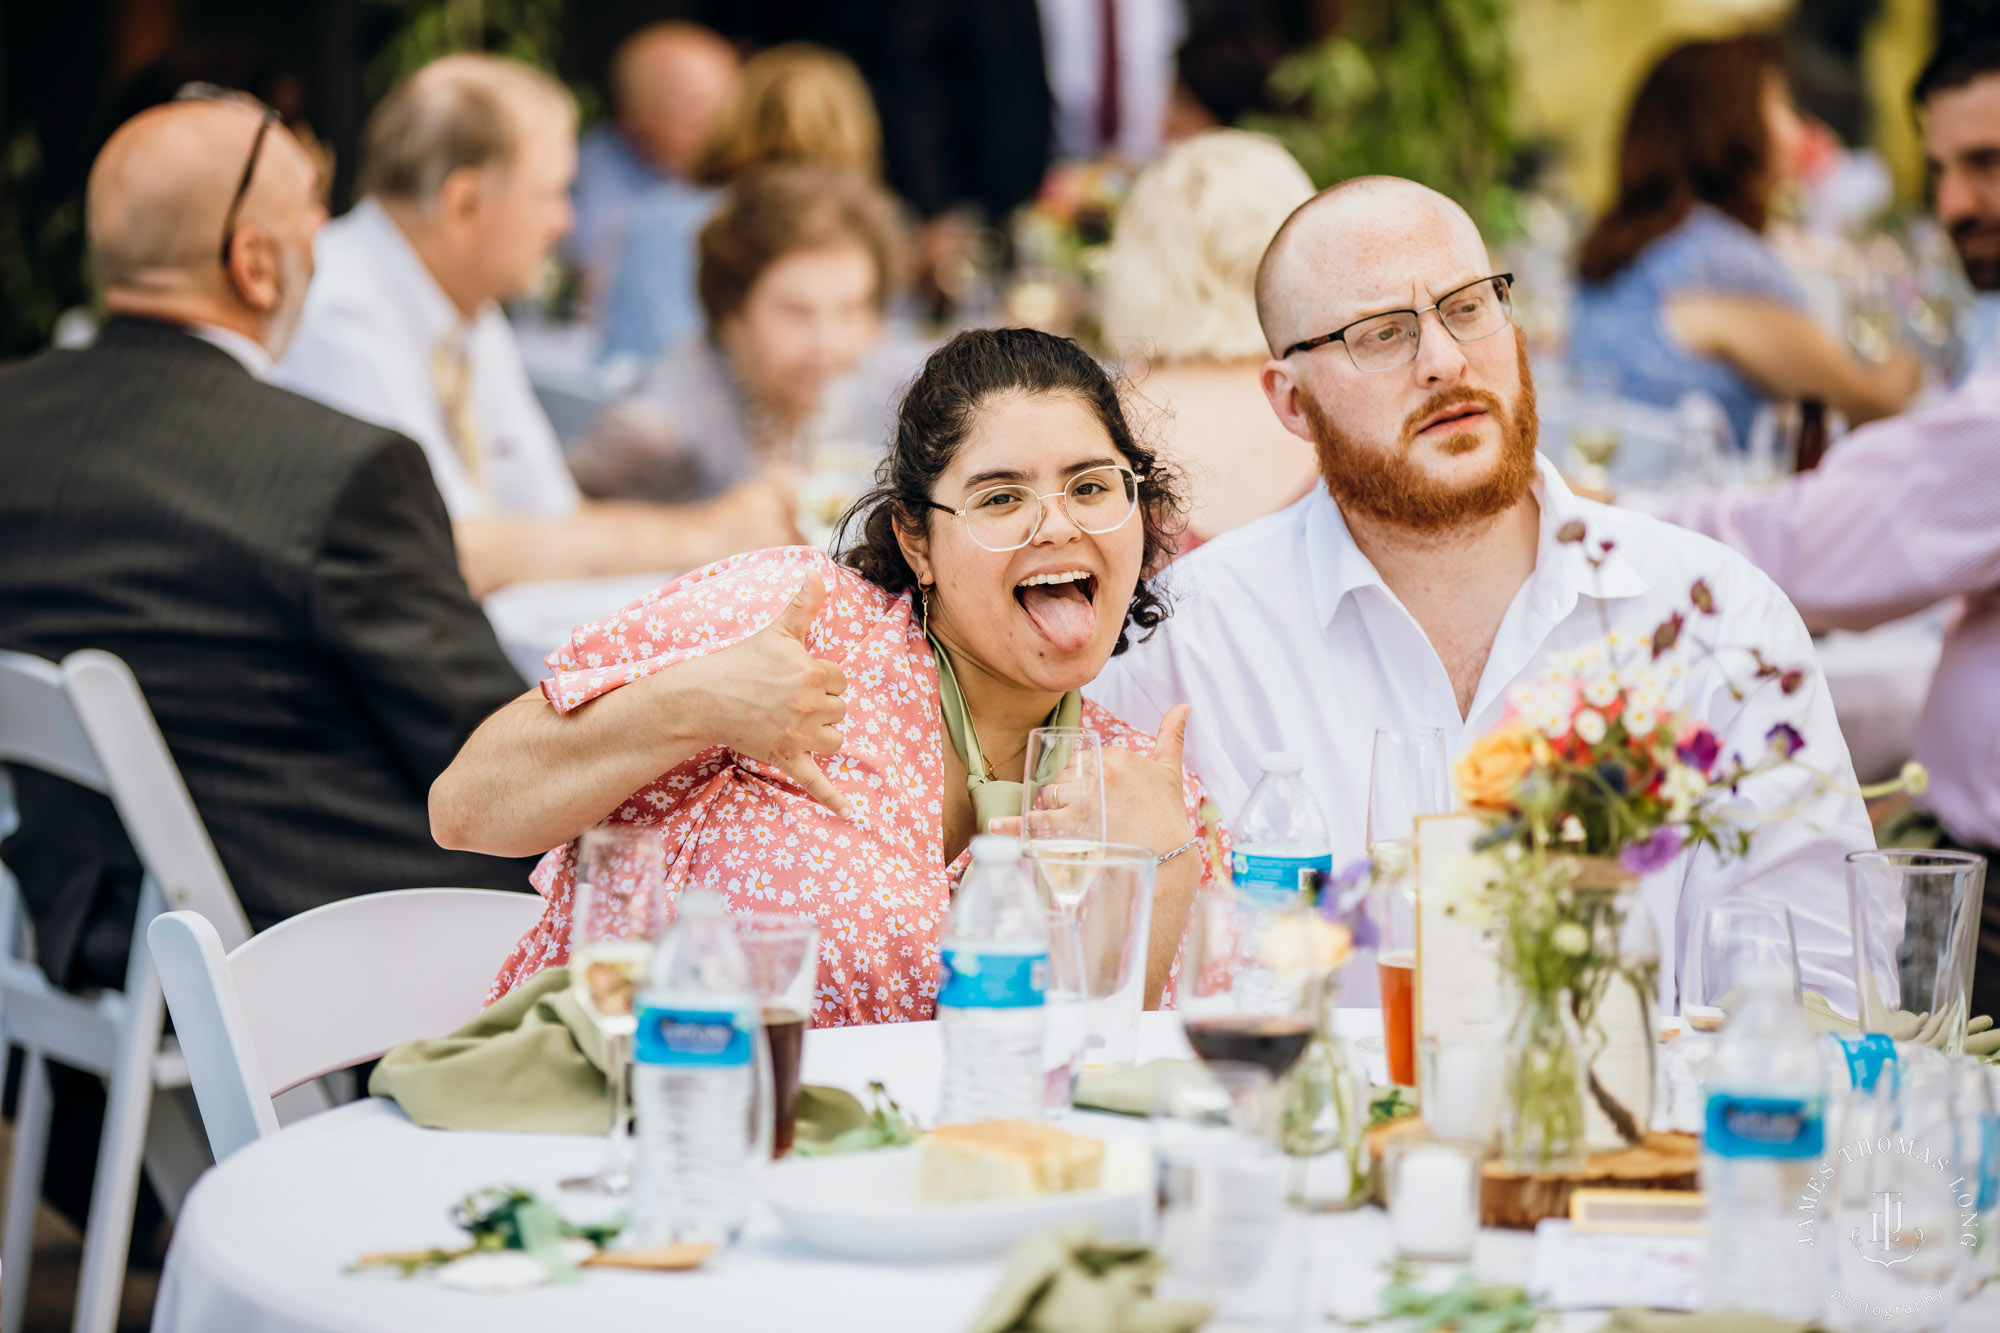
[1098,704,1196,858]
[700,571,852,817]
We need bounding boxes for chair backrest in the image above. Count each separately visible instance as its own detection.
[0,649,249,948]
[149,888,549,1160]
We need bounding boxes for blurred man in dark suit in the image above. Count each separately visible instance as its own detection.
[0,92,534,1232]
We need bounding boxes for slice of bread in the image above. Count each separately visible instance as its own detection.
[915,1120,1106,1204]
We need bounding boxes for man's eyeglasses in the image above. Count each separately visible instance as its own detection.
[1281,273,1515,373]
[173,82,281,269]
[926,466,1143,553]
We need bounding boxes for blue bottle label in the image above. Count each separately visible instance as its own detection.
[938,948,1047,1009]
[1704,1094,1825,1159]
[1831,1033,1897,1091]
[1231,852,1332,906]
[634,1006,755,1067]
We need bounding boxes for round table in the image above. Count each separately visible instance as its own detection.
[152,1012,1999,1331]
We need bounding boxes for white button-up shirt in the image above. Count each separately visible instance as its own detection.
[1088,456,1876,1013]
[277,198,581,522]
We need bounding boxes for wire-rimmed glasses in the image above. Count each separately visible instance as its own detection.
[172,81,280,267]
[926,465,1142,553]
[1281,273,1515,372]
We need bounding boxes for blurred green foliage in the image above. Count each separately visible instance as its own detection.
[1243,0,1522,239]
[0,129,88,357]
[368,0,598,121]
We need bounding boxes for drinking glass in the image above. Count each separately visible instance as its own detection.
[1684,899,1798,1032]
[1180,884,1316,1082]
[1150,1061,1305,1328]
[1021,726,1105,1091]
[1817,1051,1982,1332]
[1029,843,1154,1086]
[732,913,820,1157]
[1848,850,1987,1055]
[1367,727,1450,1085]
[562,826,671,1195]
[1385,1128,1482,1265]
[1570,367,1622,491]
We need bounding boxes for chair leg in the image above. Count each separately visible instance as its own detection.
[70,980,164,1333]
[1,1048,52,1333]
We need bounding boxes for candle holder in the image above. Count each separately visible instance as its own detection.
[1418,1034,1502,1150]
[1385,1128,1482,1265]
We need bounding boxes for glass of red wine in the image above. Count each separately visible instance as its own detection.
[732,913,820,1157]
[1179,883,1316,1082]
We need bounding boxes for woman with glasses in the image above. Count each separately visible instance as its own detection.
[479,328,1230,1025]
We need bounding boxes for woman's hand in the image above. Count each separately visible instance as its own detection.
[1100,704,1196,856]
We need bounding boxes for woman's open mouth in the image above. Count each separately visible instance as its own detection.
[1013,569,1100,653]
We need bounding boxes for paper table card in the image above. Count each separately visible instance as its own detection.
[1413,813,1503,1063]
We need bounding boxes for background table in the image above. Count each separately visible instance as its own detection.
[152,1011,1999,1331]
[482,571,678,683]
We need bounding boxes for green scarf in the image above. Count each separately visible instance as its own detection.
[926,626,1082,835]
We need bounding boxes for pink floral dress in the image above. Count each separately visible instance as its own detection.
[489,547,1229,1027]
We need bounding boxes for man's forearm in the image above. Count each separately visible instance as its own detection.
[430,668,714,858]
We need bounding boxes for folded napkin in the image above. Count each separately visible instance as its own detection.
[967,1225,1208,1333]
[1601,1311,1824,1333]
[1072,1060,1196,1117]
[371,968,614,1134]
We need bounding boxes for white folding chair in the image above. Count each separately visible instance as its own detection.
[0,649,252,1333]
[147,888,547,1162]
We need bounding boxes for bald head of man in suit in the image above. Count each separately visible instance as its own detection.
[87,96,327,359]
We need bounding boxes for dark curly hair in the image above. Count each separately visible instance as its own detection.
[838,327,1187,655]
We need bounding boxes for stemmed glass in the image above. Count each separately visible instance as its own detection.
[1179,884,1317,1082]
[1684,899,1799,1032]
[561,826,671,1195]
[1365,727,1450,1084]
[1022,726,1105,1103]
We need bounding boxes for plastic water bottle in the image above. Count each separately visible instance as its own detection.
[1231,753,1333,909]
[628,891,770,1249]
[937,835,1049,1124]
[1701,964,1827,1320]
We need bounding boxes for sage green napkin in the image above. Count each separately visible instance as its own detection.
[370,967,614,1134]
[1601,1311,1823,1333]
[967,1225,1207,1333]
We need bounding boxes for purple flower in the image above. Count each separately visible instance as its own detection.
[1619,825,1685,875]
[1765,722,1805,759]
[1676,727,1721,773]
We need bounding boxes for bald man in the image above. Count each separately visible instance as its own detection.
[1087,176,1875,1016]
[570,22,738,284]
[0,95,543,992]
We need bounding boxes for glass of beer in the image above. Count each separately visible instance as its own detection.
[1367,728,1449,1087]
[562,826,671,1195]
[732,913,821,1156]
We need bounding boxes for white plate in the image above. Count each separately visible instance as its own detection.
[762,1141,1149,1261]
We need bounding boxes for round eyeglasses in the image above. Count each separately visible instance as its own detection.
[926,466,1143,553]
[1282,273,1514,373]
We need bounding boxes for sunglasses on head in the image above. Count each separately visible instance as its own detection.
[172,82,282,269]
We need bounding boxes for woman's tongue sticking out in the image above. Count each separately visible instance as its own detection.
[1015,575,1100,655]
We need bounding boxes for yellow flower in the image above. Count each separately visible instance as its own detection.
[1456,721,1539,810]
[1901,761,1930,796]
[1552,921,1590,956]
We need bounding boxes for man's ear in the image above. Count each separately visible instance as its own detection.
[436,166,484,232]
[1260,359,1316,445]
[225,225,282,315]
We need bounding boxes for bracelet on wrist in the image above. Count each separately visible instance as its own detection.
[1157,834,1202,866]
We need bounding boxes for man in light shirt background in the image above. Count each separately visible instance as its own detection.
[1640,34,2000,1018]
[279,54,794,598]
[1087,175,1876,1013]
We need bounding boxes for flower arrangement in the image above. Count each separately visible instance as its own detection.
[1439,523,1924,1168]
[1005,160,1130,346]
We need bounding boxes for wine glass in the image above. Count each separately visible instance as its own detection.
[1021,726,1104,1096]
[1684,898,1798,1032]
[1366,727,1450,1083]
[1179,884,1317,1082]
[561,826,671,1195]
[1570,367,1623,491]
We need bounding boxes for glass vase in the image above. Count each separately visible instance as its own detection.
[1278,972,1365,1209]
[1500,980,1588,1174]
[1578,886,1659,1153]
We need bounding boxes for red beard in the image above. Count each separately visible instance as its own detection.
[1300,331,1540,533]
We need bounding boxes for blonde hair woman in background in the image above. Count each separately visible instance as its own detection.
[602,43,885,362]
[1101,130,1319,546]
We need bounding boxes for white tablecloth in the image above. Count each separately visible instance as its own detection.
[153,1011,1999,1332]
[1814,608,1946,784]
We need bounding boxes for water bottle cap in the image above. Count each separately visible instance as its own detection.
[677,890,725,918]
[970,833,1020,863]
[1259,751,1303,774]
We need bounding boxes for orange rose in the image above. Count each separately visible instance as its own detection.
[1456,721,1539,810]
